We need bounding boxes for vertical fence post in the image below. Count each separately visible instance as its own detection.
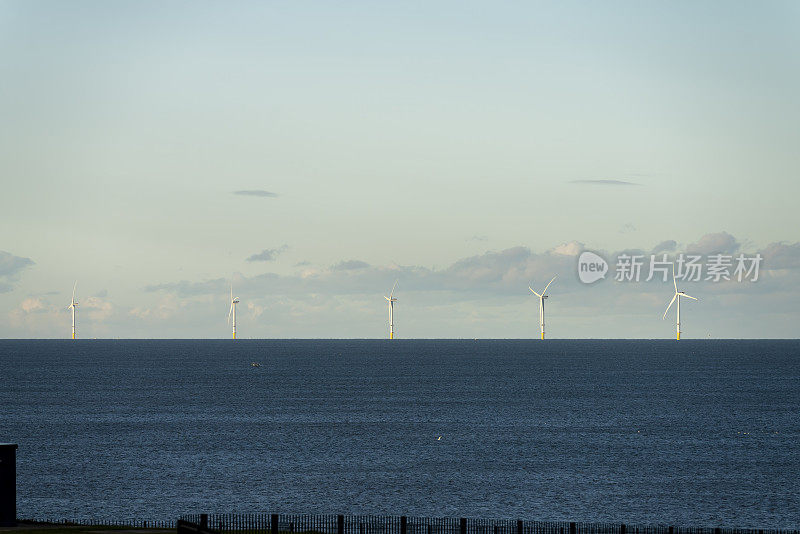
[620,525,625,534]
[338,515,344,534]
[668,527,673,534]
[401,517,407,534]
[201,515,208,529]
[272,514,279,534]
[517,520,523,534]
[569,523,576,534]
[460,518,467,534]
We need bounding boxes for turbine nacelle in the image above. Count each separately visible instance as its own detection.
[663,265,699,319]
[528,275,557,300]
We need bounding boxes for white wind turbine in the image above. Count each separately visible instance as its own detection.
[384,280,398,339]
[529,276,557,340]
[663,264,698,340]
[227,285,240,339]
[67,281,78,340]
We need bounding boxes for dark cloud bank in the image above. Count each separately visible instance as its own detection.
[143,232,800,301]
[246,245,288,262]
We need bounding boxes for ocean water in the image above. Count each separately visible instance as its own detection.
[0,340,798,528]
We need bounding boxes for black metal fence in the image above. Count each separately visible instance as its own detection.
[21,517,176,529]
[178,514,796,534]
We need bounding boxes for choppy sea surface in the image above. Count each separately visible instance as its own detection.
[1,340,798,528]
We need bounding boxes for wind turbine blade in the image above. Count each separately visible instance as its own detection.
[663,294,677,319]
[529,287,542,298]
[542,275,557,295]
[672,264,678,293]
[681,293,699,301]
[390,279,398,298]
[384,296,390,301]
[228,303,233,324]
[72,281,77,302]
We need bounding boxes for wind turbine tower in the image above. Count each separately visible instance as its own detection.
[529,276,557,340]
[384,280,398,339]
[68,281,78,340]
[228,285,240,339]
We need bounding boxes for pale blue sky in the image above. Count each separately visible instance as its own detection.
[1,1,799,338]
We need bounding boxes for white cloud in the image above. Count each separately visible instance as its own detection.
[551,241,584,256]
[247,301,265,318]
[83,296,114,321]
[20,297,46,314]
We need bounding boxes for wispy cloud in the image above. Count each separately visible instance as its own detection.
[246,245,289,262]
[233,190,278,198]
[0,251,35,277]
[0,250,35,293]
[332,260,370,271]
[570,179,639,186]
[144,278,227,297]
[19,297,47,314]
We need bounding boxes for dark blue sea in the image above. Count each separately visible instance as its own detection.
[1,340,799,528]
